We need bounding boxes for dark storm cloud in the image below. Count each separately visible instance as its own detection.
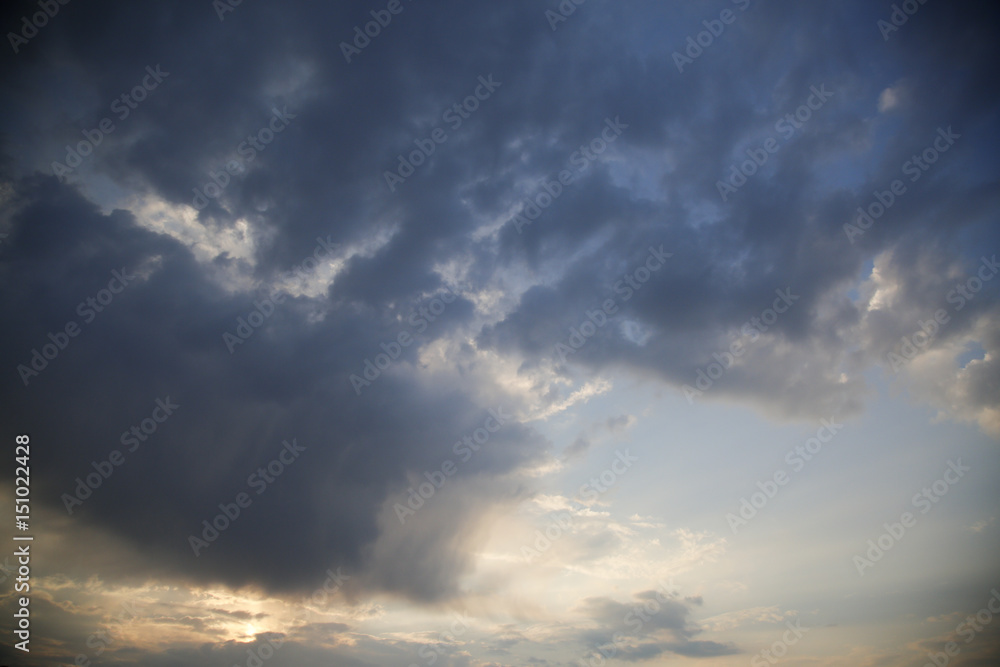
[0,174,548,603]
[3,0,622,604]
[1,0,999,639]
[477,0,1000,420]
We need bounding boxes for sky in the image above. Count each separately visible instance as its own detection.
[0,0,998,666]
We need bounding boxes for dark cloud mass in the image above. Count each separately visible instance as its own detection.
[1,0,999,665]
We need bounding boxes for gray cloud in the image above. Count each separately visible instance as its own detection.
[1,0,998,664]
